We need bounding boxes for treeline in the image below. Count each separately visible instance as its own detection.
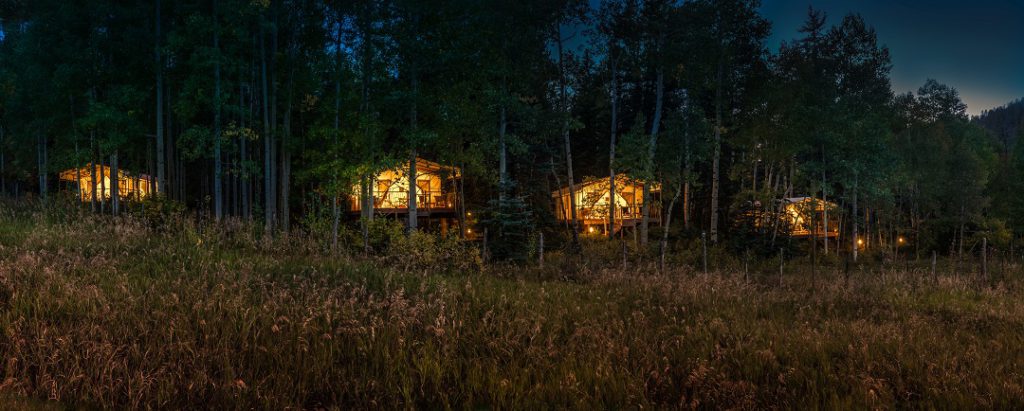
[0,1,1020,259]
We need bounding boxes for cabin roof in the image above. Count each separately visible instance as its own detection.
[59,163,154,182]
[376,158,460,178]
[782,196,837,206]
[551,174,659,197]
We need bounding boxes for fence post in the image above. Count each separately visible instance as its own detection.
[931,250,937,284]
[982,236,988,285]
[482,227,489,263]
[538,232,544,268]
[701,231,708,274]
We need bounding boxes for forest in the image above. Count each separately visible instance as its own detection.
[1,0,1024,408]
[1,0,1023,261]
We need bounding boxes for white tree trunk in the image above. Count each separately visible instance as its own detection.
[213,0,223,220]
[642,68,664,247]
[608,51,618,239]
[709,61,723,243]
[155,0,165,196]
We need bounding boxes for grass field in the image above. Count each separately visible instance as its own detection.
[1,203,1023,409]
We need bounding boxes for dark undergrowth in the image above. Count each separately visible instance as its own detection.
[1,200,1023,409]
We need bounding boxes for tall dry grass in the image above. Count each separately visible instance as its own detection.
[0,202,1022,409]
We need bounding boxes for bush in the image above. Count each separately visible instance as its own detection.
[389,230,483,272]
[140,194,187,232]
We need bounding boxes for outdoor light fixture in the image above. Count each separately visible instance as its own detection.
[898,237,905,244]
[588,226,595,233]
[857,238,864,246]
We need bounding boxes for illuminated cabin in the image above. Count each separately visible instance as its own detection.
[348,158,462,233]
[59,163,157,202]
[552,175,661,234]
[779,197,839,238]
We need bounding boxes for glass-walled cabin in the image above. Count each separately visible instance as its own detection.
[349,158,460,215]
[59,163,157,202]
[780,197,839,238]
[552,175,660,234]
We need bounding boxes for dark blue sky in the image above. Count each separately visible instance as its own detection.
[760,0,1024,116]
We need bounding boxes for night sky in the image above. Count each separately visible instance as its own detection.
[4,2,1022,115]
[761,0,1024,116]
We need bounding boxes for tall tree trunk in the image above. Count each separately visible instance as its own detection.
[407,73,418,233]
[550,157,568,230]
[260,21,275,234]
[852,173,859,263]
[90,131,98,211]
[498,104,508,204]
[359,20,374,252]
[331,23,342,251]
[269,6,279,229]
[155,0,165,196]
[958,199,966,261]
[0,122,5,196]
[240,80,250,219]
[281,47,297,234]
[811,197,818,284]
[555,25,579,248]
[37,132,47,200]
[361,175,370,252]
[458,160,467,240]
[821,146,828,254]
[709,60,723,243]
[661,176,682,271]
[213,0,223,220]
[642,68,664,247]
[166,83,176,200]
[111,151,119,216]
[70,96,82,202]
[608,52,618,239]
[683,124,692,230]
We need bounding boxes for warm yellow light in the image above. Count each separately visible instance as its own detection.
[857,238,864,245]
[588,226,595,233]
[898,237,905,244]
[467,212,472,216]
[466,229,472,234]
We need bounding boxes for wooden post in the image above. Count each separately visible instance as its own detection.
[982,237,988,285]
[931,251,937,284]
[538,232,544,268]
[701,231,708,274]
[482,227,489,263]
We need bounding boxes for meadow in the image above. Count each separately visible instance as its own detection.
[0,202,1023,409]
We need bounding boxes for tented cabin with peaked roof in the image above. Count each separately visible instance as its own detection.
[59,163,157,202]
[552,175,661,235]
[779,197,840,238]
[348,158,463,235]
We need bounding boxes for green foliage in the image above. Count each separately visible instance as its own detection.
[140,194,187,231]
[728,207,799,258]
[479,193,535,262]
[389,230,483,272]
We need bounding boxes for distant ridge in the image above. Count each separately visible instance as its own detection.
[974,98,1024,152]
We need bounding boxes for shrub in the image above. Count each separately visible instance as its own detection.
[389,229,483,272]
[140,194,187,232]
